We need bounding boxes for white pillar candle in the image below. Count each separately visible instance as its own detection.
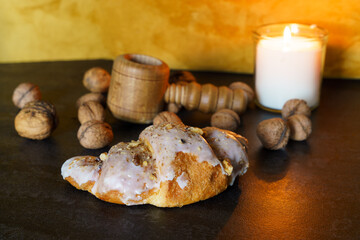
[254,24,327,111]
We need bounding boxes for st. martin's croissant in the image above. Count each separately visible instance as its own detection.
[61,123,249,207]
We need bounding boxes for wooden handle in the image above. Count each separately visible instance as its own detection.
[107,54,169,124]
[164,82,247,114]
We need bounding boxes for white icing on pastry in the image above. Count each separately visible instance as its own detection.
[203,127,249,185]
[139,125,224,182]
[92,142,158,205]
[176,172,189,189]
[61,156,101,186]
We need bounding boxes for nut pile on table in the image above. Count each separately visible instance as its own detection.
[256,99,313,150]
[13,82,58,140]
[76,67,113,149]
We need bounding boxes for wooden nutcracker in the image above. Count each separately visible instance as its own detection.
[164,81,248,114]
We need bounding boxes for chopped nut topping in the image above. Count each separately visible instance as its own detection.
[143,161,148,167]
[187,127,203,135]
[99,152,108,161]
[128,140,141,148]
[222,159,233,176]
[149,174,157,181]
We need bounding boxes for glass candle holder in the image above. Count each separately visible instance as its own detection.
[253,23,328,111]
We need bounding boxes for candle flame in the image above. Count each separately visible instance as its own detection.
[283,26,292,42]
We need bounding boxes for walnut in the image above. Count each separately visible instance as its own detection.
[229,82,254,103]
[256,118,290,150]
[76,92,106,108]
[83,67,111,93]
[77,120,113,149]
[153,111,184,127]
[12,82,42,108]
[282,99,311,119]
[211,109,240,131]
[78,101,105,124]
[169,71,196,84]
[14,101,57,140]
[166,102,182,114]
[287,114,312,141]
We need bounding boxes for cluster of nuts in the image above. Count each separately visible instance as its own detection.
[256,99,312,150]
[210,81,254,132]
[76,67,113,149]
[13,83,58,140]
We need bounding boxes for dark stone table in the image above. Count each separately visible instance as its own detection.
[1,61,359,239]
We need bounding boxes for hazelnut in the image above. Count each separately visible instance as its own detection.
[14,101,57,140]
[169,71,196,84]
[167,103,182,114]
[153,111,184,127]
[229,82,254,103]
[76,93,106,108]
[287,114,312,141]
[77,120,113,149]
[256,118,290,150]
[281,99,311,119]
[12,82,42,108]
[211,109,240,131]
[83,67,111,93]
[78,101,105,124]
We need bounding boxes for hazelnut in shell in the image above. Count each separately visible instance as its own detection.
[78,101,105,124]
[14,101,57,140]
[256,118,290,150]
[282,99,311,119]
[83,67,111,93]
[76,92,106,108]
[77,120,113,149]
[229,82,254,103]
[12,82,42,108]
[211,109,240,131]
[287,114,312,141]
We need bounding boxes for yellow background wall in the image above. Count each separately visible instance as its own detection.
[1,0,359,79]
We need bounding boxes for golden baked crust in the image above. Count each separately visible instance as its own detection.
[61,124,248,207]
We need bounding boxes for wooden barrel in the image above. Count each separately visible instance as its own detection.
[107,54,169,123]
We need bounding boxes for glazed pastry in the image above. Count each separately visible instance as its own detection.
[61,123,249,207]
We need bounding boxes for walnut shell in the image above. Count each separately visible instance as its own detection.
[282,99,311,119]
[76,93,106,108]
[78,101,105,124]
[256,118,290,150]
[211,109,240,131]
[12,82,42,108]
[83,67,111,93]
[77,120,113,149]
[153,111,184,127]
[166,102,182,113]
[287,114,312,141]
[14,101,57,140]
[169,71,196,84]
[229,82,254,103]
